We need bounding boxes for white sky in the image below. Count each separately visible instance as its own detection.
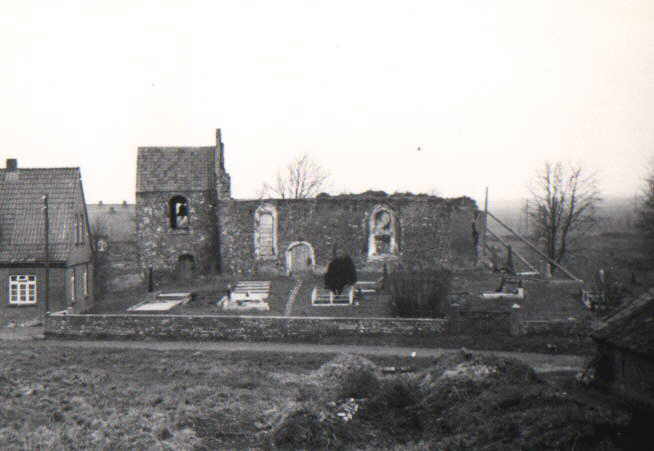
[2,0,653,207]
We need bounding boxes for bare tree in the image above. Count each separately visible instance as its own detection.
[260,154,330,199]
[528,161,601,274]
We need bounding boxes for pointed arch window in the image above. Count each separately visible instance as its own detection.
[368,205,399,259]
[254,203,278,259]
[169,196,190,230]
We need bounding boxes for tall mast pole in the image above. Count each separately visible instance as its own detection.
[42,195,50,313]
[481,187,488,259]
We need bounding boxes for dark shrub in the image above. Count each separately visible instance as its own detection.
[325,255,357,295]
[388,268,451,318]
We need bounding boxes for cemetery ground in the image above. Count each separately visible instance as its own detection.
[84,268,596,355]
[0,341,648,450]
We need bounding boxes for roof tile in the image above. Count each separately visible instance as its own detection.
[0,168,81,263]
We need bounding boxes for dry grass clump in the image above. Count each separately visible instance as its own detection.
[268,351,632,450]
[302,353,381,401]
[268,354,382,448]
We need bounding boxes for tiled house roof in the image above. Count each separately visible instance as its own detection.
[592,289,654,358]
[0,167,82,263]
[136,147,216,192]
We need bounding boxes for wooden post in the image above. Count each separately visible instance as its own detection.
[42,195,50,314]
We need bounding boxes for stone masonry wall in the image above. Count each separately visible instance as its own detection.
[44,313,449,341]
[136,191,218,277]
[44,308,590,341]
[219,196,478,275]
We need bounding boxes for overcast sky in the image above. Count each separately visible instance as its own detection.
[2,0,653,207]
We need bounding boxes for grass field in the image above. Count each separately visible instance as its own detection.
[0,342,645,450]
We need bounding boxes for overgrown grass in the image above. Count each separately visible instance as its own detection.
[0,342,641,449]
[269,350,635,450]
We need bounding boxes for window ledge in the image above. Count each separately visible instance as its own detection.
[256,255,277,261]
[367,254,399,262]
[7,303,39,307]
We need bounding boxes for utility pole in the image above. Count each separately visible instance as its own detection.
[42,195,50,314]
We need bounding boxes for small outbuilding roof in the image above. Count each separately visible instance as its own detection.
[591,289,654,358]
[0,165,83,263]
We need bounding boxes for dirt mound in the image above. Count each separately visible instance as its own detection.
[268,351,632,450]
[302,353,381,401]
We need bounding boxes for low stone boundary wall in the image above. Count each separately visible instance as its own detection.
[44,313,449,341]
[43,312,589,341]
[518,319,590,337]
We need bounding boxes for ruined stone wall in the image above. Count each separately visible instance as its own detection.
[219,196,478,275]
[136,191,218,278]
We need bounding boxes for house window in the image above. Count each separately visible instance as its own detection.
[169,196,190,230]
[368,205,398,259]
[9,275,37,305]
[254,204,278,259]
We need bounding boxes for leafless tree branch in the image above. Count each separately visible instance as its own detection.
[528,161,601,274]
[260,154,331,199]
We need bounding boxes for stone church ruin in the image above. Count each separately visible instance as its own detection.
[135,129,479,282]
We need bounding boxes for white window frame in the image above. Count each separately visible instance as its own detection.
[9,275,38,305]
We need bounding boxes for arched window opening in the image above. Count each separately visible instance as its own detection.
[254,204,278,259]
[368,206,398,259]
[169,196,189,230]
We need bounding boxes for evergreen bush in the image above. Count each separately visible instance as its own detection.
[324,254,357,295]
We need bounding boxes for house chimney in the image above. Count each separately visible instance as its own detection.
[6,159,17,171]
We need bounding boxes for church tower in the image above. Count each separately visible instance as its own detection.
[135,130,230,281]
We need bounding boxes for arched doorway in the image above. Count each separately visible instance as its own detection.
[178,254,195,280]
[286,242,315,275]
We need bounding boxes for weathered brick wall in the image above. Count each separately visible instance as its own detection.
[44,313,449,341]
[219,196,478,275]
[136,191,218,277]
